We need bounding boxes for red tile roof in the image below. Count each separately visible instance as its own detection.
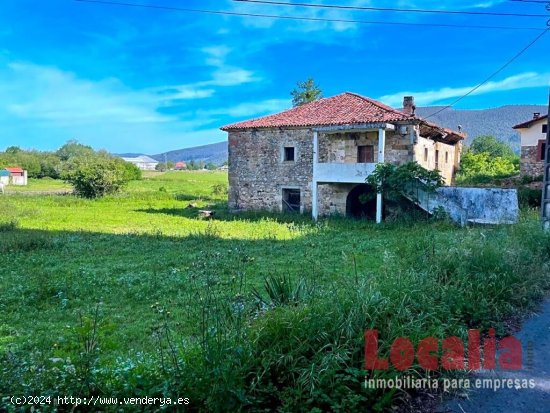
[513,114,548,129]
[5,167,24,173]
[221,92,414,130]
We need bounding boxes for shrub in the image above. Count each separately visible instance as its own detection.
[121,161,142,181]
[518,187,542,208]
[366,161,443,202]
[62,155,133,198]
[211,183,228,197]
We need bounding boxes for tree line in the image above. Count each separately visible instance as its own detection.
[0,140,142,198]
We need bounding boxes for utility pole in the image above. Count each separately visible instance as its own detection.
[542,91,550,230]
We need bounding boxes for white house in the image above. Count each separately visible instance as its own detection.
[120,155,159,171]
[513,113,548,177]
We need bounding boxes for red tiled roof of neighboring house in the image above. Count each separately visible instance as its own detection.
[220,92,465,143]
[5,167,24,173]
[221,92,413,130]
[175,162,186,168]
[512,114,548,129]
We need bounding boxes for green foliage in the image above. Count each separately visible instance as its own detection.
[518,187,542,208]
[121,161,142,181]
[366,161,443,202]
[186,159,205,170]
[155,161,175,172]
[211,183,228,197]
[469,135,516,158]
[253,273,309,307]
[56,139,95,161]
[5,146,22,154]
[456,152,519,185]
[457,135,519,185]
[62,154,134,198]
[291,77,323,107]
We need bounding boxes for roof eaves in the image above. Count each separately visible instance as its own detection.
[512,114,548,129]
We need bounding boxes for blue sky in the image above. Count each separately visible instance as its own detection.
[1,0,549,154]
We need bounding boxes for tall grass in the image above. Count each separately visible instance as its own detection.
[1,216,548,412]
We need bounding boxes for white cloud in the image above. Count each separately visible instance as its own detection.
[3,62,171,124]
[141,47,259,107]
[0,61,228,153]
[378,72,550,107]
[202,45,232,66]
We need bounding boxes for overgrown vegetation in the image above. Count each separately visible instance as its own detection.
[456,135,520,185]
[366,161,443,201]
[62,154,141,198]
[0,172,549,412]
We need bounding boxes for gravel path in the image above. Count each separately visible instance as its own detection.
[438,299,550,413]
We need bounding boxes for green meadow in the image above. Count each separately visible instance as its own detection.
[1,171,549,412]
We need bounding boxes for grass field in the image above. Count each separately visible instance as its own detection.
[1,171,549,412]
[3,177,72,194]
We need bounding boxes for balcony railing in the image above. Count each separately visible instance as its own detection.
[314,162,376,183]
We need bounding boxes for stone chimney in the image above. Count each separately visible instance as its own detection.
[403,96,416,116]
[533,112,541,119]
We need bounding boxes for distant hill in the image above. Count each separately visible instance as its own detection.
[152,141,228,165]
[415,105,547,153]
[116,152,148,158]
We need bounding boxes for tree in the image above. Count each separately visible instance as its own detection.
[62,154,134,198]
[457,136,519,184]
[5,146,22,154]
[291,77,323,107]
[457,152,518,184]
[56,139,95,161]
[469,135,515,159]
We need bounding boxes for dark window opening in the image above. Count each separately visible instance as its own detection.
[445,151,449,164]
[282,189,300,213]
[435,150,440,169]
[538,141,547,161]
[543,124,547,134]
[424,148,428,163]
[357,145,374,163]
[284,147,295,162]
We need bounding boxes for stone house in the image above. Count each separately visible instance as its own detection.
[221,92,464,221]
[513,113,548,178]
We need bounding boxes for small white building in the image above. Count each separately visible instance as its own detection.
[513,113,548,177]
[0,169,10,185]
[120,155,159,171]
[4,167,28,186]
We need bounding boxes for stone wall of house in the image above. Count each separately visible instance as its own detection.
[227,128,313,212]
[317,183,355,216]
[318,131,413,165]
[228,126,461,214]
[521,146,545,177]
[413,136,458,185]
